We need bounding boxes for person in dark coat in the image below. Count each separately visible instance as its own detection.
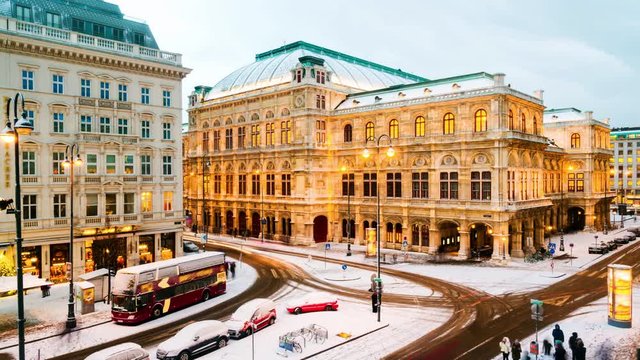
[568,332,578,360]
[552,324,565,343]
[229,261,236,278]
[554,342,567,360]
[511,339,522,360]
[543,339,552,355]
[574,338,586,360]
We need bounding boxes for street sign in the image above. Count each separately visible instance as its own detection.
[531,314,544,321]
[200,233,207,244]
[341,264,347,271]
[325,243,331,250]
[549,248,555,255]
[549,243,557,252]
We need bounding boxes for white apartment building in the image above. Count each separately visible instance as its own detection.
[0,0,189,283]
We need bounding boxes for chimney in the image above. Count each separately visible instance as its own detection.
[533,90,544,100]
[585,111,593,121]
[493,73,505,86]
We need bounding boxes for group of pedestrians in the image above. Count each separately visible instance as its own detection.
[499,324,586,360]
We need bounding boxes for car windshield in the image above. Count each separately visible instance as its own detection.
[112,295,136,312]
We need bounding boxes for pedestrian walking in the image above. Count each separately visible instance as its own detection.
[511,339,522,360]
[230,261,236,278]
[499,337,511,360]
[543,339,552,356]
[568,332,578,360]
[554,342,567,360]
[552,324,565,344]
[574,338,586,360]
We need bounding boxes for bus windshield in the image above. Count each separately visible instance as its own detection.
[112,295,136,312]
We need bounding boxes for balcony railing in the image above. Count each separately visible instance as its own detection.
[3,17,182,66]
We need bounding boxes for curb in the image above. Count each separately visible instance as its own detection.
[300,323,389,359]
[0,318,112,351]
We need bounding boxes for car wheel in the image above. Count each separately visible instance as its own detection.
[269,317,275,325]
[294,307,302,315]
[178,351,191,360]
[218,338,227,348]
[325,305,333,311]
[152,306,163,319]
[202,290,211,301]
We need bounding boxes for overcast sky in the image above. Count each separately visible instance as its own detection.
[112,0,638,128]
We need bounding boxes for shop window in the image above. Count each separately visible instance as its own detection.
[161,233,175,260]
[21,246,41,277]
[138,235,154,264]
[50,244,69,284]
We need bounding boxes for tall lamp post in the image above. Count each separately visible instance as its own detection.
[201,158,210,235]
[605,168,614,234]
[341,166,353,256]
[255,169,265,243]
[620,170,631,228]
[363,134,395,323]
[1,93,35,360]
[62,144,82,329]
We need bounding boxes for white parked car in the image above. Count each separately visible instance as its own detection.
[85,342,149,360]
[156,320,229,360]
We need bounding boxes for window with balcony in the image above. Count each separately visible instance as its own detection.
[106,155,116,174]
[16,5,32,21]
[112,28,124,42]
[225,128,233,149]
[251,174,260,195]
[71,18,84,32]
[22,151,35,175]
[238,127,246,149]
[471,171,491,200]
[118,118,128,135]
[389,120,399,139]
[93,23,105,37]
[474,109,487,132]
[81,115,92,132]
[46,12,61,28]
[124,155,134,174]
[124,193,134,214]
[81,79,91,97]
[363,173,377,197]
[141,87,150,104]
[443,113,455,135]
[141,120,150,139]
[281,121,291,145]
[86,154,97,174]
[213,130,220,151]
[86,194,98,217]
[52,152,65,175]
[162,155,172,175]
[100,81,110,99]
[225,174,233,194]
[163,192,173,211]
[100,117,111,134]
[52,74,64,94]
[22,195,37,220]
[440,172,459,199]
[133,32,145,47]
[162,90,171,107]
[53,194,66,218]
[53,112,64,133]
[412,172,428,198]
[163,123,171,140]
[22,70,34,91]
[141,155,151,175]
[239,174,247,195]
[118,84,128,102]
[266,123,274,146]
[141,192,152,212]
[386,172,402,198]
[282,174,291,196]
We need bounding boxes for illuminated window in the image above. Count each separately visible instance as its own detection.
[266,123,274,146]
[163,192,173,211]
[474,109,487,132]
[389,119,399,139]
[251,124,260,147]
[415,116,425,137]
[366,122,375,141]
[141,192,152,212]
[571,133,581,148]
[443,113,455,135]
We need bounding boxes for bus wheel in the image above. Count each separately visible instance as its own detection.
[178,351,191,360]
[152,306,163,319]
[202,290,211,301]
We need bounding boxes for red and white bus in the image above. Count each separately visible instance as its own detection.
[111,252,226,324]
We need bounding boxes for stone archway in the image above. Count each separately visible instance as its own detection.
[469,223,493,258]
[438,221,460,253]
[238,211,247,236]
[225,210,234,235]
[251,212,261,238]
[567,207,586,231]
[313,215,328,243]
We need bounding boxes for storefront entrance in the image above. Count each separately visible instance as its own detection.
[21,246,41,277]
[139,235,155,264]
[161,232,176,260]
[50,244,69,283]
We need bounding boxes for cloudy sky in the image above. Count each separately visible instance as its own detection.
[112,0,638,128]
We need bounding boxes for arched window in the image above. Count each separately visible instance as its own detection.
[251,113,259,121]
[415,116,425,137]
[508,110,514,130]
[443,113,455,135]
[366,122,375,141]
[344,124,353,143]
[533,116,538,135]
[571,133,581,148]
[474,109,487,132]
[386,222,394,242]
[521,113,526,132]
[389,119,399,139]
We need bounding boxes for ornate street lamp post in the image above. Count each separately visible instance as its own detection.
[341,166,353,256]
[62,144,82,329]
[363,134,395,323]
[1,93,35,360]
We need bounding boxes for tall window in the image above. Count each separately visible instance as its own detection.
[266,123,274,146]
[163,192,173,211]
[124,193,135,214]
[251,125,260,147]
[106,154,116,174]
[344,124,353,143]
[508,110,514,130]
[225,174,233,194]
[225,128,233,149]
[363,173,377,197]
[22,70,34,91]
[141,87,150,104]
[52,112,64,133]
[443,113,455,135]
[316,71,325,84]
[282,174,291,196]
[16,5,32,21]
[133,32,145,46]
[281,121,291,145]
[52,152,65,175]
[316,95,326,109]
[238,174,247,195]
[162,155,172,175]
[213,174,221,194]
[117,118,128,135]
[386,172,402,198]
[163,123,172,140]
[440,172,459,199]
[105,193,117,214]
[508,171,515,200]
[141,155,151,175]
[22,151,35,175]
[238,127,246,149]
[22,195,37,220]
[86,194,98,216]
[316,120,326,144]
[81,115,92,132]
[251,174,260,195]
[53,194,66,218]
[99,117,111,133]
[571,133,581,148]
[162,90,171,107]
[533,116,538,135]
[415,116,425,137]
[202,132,209,153]
[52,74,64,94]
[213,130,221,151]
[86,154,97,174]
[46,12,61,28]
[81,79,91,97]
[266,174,275,195]
[100,81,110,99]
[124,155,134,174]
[141,192,152,213]
[471,171,491,200]
[141,120,150,139]
[412,172,428,198]
[342,173,355,196]
[568,173,585,192]
[366,122,375,141]
[389,119,399,139]
[118,84,128,102]
[474,109,487,132]
[521,114,526,132]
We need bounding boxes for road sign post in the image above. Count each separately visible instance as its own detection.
[324,243,331,269]
[531,299,544,360]
[569,243,574,267]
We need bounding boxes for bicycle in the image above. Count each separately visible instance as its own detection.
[303,324,328,344]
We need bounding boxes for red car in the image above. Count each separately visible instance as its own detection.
[286,292,339,315]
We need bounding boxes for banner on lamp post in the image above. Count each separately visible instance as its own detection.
[365,227,377,257]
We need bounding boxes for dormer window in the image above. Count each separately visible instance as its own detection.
[398,92,406,98]
[16,5,32,22]
[374,96,382,103]
[352,100,360,105]
[296,69,303,83]
[423,88,432,95]
[316,71,325,84]
[452,83,461,90]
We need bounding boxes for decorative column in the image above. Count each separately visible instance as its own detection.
[511,229,525,258]
[458,231,470,259]
[428,227,440,255]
